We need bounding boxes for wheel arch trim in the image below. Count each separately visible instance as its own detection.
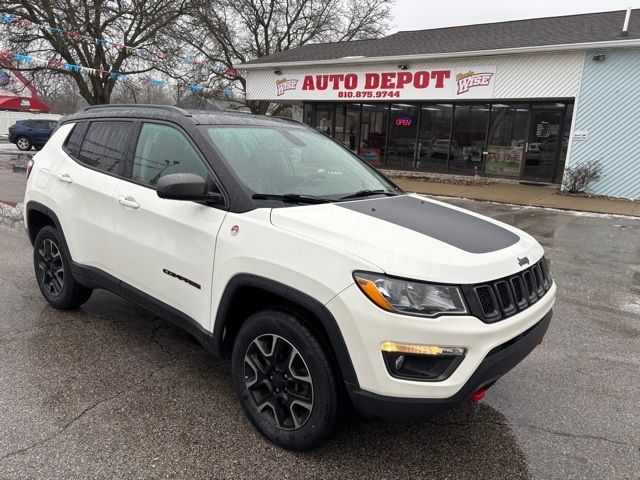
[213,273,359,388]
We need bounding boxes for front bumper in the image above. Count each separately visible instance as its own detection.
[348,310,551,421]
[326,280,555,401]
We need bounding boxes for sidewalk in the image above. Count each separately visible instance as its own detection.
[393,179,640,217]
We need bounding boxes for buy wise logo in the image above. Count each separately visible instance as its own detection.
[276,78,298,96]
[456,70,494,95]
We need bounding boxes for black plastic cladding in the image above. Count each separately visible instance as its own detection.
[462,257,553,323]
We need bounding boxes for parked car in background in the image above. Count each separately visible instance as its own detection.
[8,119,58,151]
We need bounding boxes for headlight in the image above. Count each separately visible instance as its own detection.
[353,272,467,317]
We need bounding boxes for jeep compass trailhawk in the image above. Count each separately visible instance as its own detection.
[24,105,554,450]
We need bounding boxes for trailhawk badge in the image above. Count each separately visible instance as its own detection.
[456,70,494,95]
[276,78,298,96]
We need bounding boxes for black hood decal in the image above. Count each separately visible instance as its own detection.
[337,196,519,254]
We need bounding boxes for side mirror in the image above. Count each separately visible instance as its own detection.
[156,173,223,204]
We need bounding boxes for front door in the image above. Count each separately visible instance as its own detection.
[523,108,565,182]
[113,122,227,329]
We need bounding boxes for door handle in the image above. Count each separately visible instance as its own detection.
[55,173,73,184]
[117,196,140,209]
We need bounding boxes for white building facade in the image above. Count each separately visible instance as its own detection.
[241,9,640,198]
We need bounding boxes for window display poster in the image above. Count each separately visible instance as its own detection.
[485,146,524,176]
[359,147,382,165]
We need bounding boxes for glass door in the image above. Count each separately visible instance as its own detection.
[484,104,530,177]
[523,107,565,182]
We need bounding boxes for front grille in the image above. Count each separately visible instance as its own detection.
[463,257,553,323]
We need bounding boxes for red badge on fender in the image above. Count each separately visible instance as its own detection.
[231,225,239,236]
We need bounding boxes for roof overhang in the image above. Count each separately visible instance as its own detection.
[0,95,50,113]
[240,38,640,70]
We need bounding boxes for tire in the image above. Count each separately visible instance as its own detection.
[33,226,93,309]
[232,309,342,450]
[34,145,43,151]
[16,136,32,151]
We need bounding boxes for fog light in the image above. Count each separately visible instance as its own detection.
[380,341,466,356]
[394,355,405,370]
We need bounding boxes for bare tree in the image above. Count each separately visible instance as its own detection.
[184,0,394,114]
[1,0,197,105]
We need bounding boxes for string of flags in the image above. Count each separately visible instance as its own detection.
[0,49,246,100]
[0,13,239,77]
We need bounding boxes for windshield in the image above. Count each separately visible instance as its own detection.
[204,125,396,199]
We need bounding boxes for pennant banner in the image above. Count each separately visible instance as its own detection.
[0,48,245,100]
[0,12,237,76]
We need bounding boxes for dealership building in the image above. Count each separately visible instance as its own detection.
[241,9,640,199]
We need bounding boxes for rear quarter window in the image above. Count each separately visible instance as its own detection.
[63,123,87,157]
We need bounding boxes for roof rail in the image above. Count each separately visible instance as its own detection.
[272,115,305,125]
[80,104,193,116]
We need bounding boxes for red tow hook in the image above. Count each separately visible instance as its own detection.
[470,388,486,402]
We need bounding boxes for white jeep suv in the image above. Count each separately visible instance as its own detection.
[24,105,555,450]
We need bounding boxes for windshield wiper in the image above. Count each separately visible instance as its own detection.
[252,193,332,204]
[338,189,398,200]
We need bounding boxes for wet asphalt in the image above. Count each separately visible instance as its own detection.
[0,161,639,479]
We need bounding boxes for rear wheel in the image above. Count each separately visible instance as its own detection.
[33,226,93,309]
[232,309,341,450]
[16,136,32,151]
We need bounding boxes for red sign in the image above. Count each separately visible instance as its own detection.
[300,70,451,91]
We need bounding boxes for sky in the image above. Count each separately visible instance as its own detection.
[390,0,640,32]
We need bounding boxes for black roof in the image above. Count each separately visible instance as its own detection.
[61,104,304,128]
[243,9,640,65]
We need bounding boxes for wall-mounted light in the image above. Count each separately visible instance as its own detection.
[397,64,409,70]
[274,69,282,75]
[592,54,606,62]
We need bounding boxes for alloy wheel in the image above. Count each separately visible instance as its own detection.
[244,334,314,430]
[37,239,64,297]
[17,138,30,150]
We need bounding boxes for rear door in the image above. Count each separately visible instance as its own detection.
[112,121,227,329]
[31,120,51,145]
[48,120,133,277]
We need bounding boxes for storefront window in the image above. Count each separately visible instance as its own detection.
[416,104,453,172]
[449,104,490,173]
[335,104,360,153]
[556,103,573,182]
[484,104,529,176]
[303,104,314,126]
[360,104,388,166]
[316,104,334,136]
[523,104,565,181]
[386,104,419,170]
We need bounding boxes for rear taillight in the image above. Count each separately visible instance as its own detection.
[26,159,34,179]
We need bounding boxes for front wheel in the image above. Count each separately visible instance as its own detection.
[232,309,342,450]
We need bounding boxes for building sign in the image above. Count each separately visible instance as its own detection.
[573,130,589,141]
[268,66,496,101]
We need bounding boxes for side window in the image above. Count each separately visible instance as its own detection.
[77,121,131,176]
[132,123,209,187]
[64,123,86,156]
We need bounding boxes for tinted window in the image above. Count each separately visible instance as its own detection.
[64,123,86,156]
[78,121,130,175]
[132,123,208,187]
[22,120,35,128]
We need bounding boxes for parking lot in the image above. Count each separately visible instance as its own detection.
[1,158,639,479]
